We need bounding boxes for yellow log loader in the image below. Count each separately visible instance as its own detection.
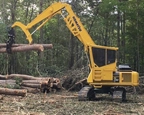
[7,2,139,101]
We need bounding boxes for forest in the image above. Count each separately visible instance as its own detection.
[0,0,144,76]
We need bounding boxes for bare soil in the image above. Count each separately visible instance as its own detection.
[0,90,143,115]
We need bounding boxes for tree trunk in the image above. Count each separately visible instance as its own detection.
[136,0,140,72]
[121,12,126,64]
[38,0,44,68]
[69,33,75,69]
[117,10,121,64]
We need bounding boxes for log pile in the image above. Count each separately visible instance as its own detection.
[0,43,61,96]
[0,74,62,96]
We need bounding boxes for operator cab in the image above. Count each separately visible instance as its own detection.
[91,47,117,67]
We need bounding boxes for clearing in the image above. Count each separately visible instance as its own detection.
[0,90,143,115]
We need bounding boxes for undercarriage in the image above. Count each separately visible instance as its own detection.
[78,86,127,102]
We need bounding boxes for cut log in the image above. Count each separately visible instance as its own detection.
[0,88,27,96]
[0,79,50,88]
[0,43,53,49]
[53,82,62,89]
[0,44,44,53]
[0,75,7,80]
[0,79,49,85]
[9,74,39,80]
[22,80,49,85]
[21,83,41,88]
[4,74,41,80]
[0,74,57,81]
[21,86,40,93]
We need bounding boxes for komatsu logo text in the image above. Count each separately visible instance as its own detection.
[73,16,82,31]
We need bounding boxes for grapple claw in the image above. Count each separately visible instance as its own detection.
[6,28,15,53]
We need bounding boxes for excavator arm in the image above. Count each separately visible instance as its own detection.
[12,2,95,48]
[11,2,118,68]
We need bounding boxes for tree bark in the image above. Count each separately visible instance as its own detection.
[22,83,41,88]
[0,88,27,96]
[117,10,121,64]
[69,33,75,69]
[0,44,53,48]
[0,74,57,81]
[0,74,39,80]
[0,79,49,85]
[21,86,40,93]
[22,80,49,84]
[0,44,45,53]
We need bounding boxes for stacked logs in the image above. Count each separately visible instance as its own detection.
[0,74,62,96]
[0,43,62,96]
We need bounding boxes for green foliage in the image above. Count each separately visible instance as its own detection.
[14,77,22,89]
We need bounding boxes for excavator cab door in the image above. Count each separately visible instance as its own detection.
[88,46,117,82]
[91,47,117,67]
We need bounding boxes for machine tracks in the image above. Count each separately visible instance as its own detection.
[78,86,95,101]
[78,86,127,102]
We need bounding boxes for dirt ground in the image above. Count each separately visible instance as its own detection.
[0,90,143,115]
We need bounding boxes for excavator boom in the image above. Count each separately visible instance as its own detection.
[12,2,96,47]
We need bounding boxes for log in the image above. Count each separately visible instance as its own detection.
[4,74,41,80]
[21,83,41,88]
[0,88,27,96]
[0,43,53,49]
[0,79,49,88]
[21,86,40,93]
[0,75,7,80]
[22,80,49,85]
[0,44,44,53]
[53,82,62,89]
[0,74,57,81]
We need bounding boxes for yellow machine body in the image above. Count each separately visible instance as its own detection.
[11,2,139,89]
